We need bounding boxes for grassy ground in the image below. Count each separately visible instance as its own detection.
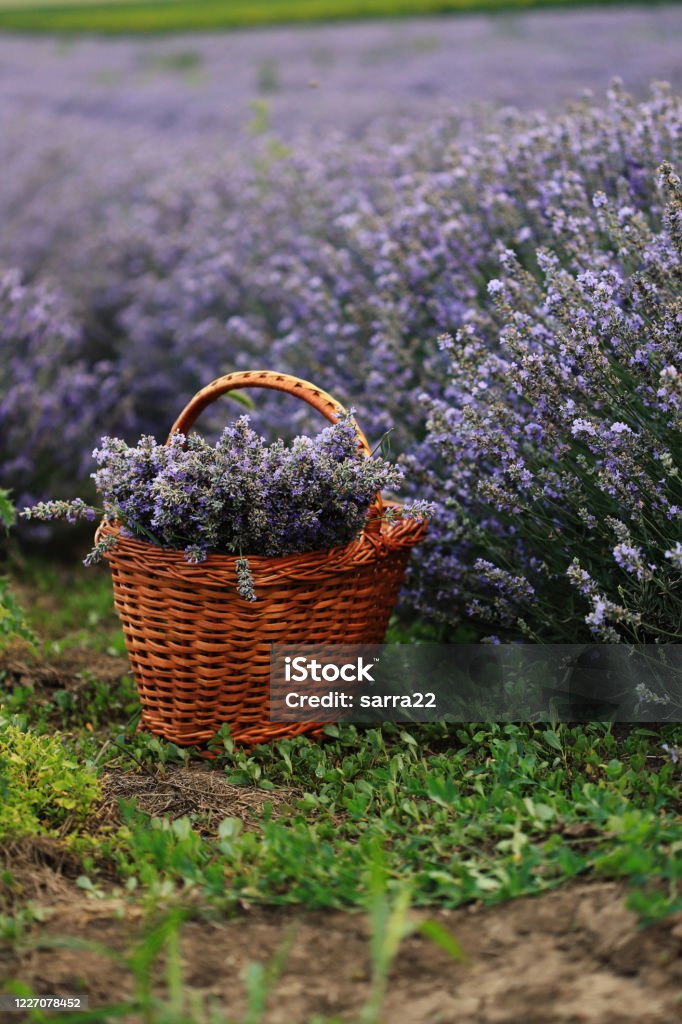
[0,0,674,35]
[0,556,681,1020]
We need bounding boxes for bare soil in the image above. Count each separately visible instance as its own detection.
[0,650,127,686]
[0,650,130,710]
[98,766,301,833]
[1,877,681,1024]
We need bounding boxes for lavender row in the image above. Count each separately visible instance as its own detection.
[1,82,680,639]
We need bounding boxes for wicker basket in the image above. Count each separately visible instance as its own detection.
[99,370,426,749]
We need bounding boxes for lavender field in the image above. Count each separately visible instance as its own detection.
[2,6,680,282]
[2,7,681,141]
[2,13,682,1020]
[2,4,682,642]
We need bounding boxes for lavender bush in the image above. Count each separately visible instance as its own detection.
[2,82,681,636]
[90,82,681,451]
[414,164,682,642]
[0,269,122,508]
[3,85,679,484]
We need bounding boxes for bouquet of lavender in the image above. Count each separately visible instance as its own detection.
[21,413,431,600]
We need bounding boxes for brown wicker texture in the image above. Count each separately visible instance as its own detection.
[100,371,427,749]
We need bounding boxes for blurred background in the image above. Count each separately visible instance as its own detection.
[1,1,682,635]
[2,2,681,282]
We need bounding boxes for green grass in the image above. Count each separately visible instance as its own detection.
[1,558,681,1017]
[0,558,680,924]
[3,552,125,657]
[0,0,674,36]
[2,853,463,1024]
[97,721,682,920]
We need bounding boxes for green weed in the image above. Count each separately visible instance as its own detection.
[69,720,680,923]
[0,489,35,650]
[360,842,462,1023]
[0,670,138,737]
[2,561,681,933]
[8,556,122,655]
[0,715,100,839]
[2,844,461,1023]
[145,50,203,73]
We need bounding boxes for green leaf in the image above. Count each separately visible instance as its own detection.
[226,391,256,410]
[418,919,465,962]
[0,489,15,530]
[218,817,243,842]
[543,730,563,751]
[370,428,394,458]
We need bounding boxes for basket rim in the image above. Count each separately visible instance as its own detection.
[97,506,426,585]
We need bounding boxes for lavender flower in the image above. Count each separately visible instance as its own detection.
[661,742,680,765]
[235,558,257,602]
[184,544,208,564]
[664,543,682,570]
[83,533,117,567]
[401,500,438,520]
[21,499,97,524]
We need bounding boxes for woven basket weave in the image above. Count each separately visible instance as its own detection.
[99,370,426,749]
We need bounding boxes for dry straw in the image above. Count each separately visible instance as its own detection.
[98,371,426,750]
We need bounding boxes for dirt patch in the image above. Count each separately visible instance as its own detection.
[0,651,129,695]
[0,837,82,911]
[0,650,132,733]
[1,882,680,1023]
[98,766,300,833]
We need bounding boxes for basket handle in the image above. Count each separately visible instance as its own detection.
[168,370,372,455]
[167,371,384,518]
